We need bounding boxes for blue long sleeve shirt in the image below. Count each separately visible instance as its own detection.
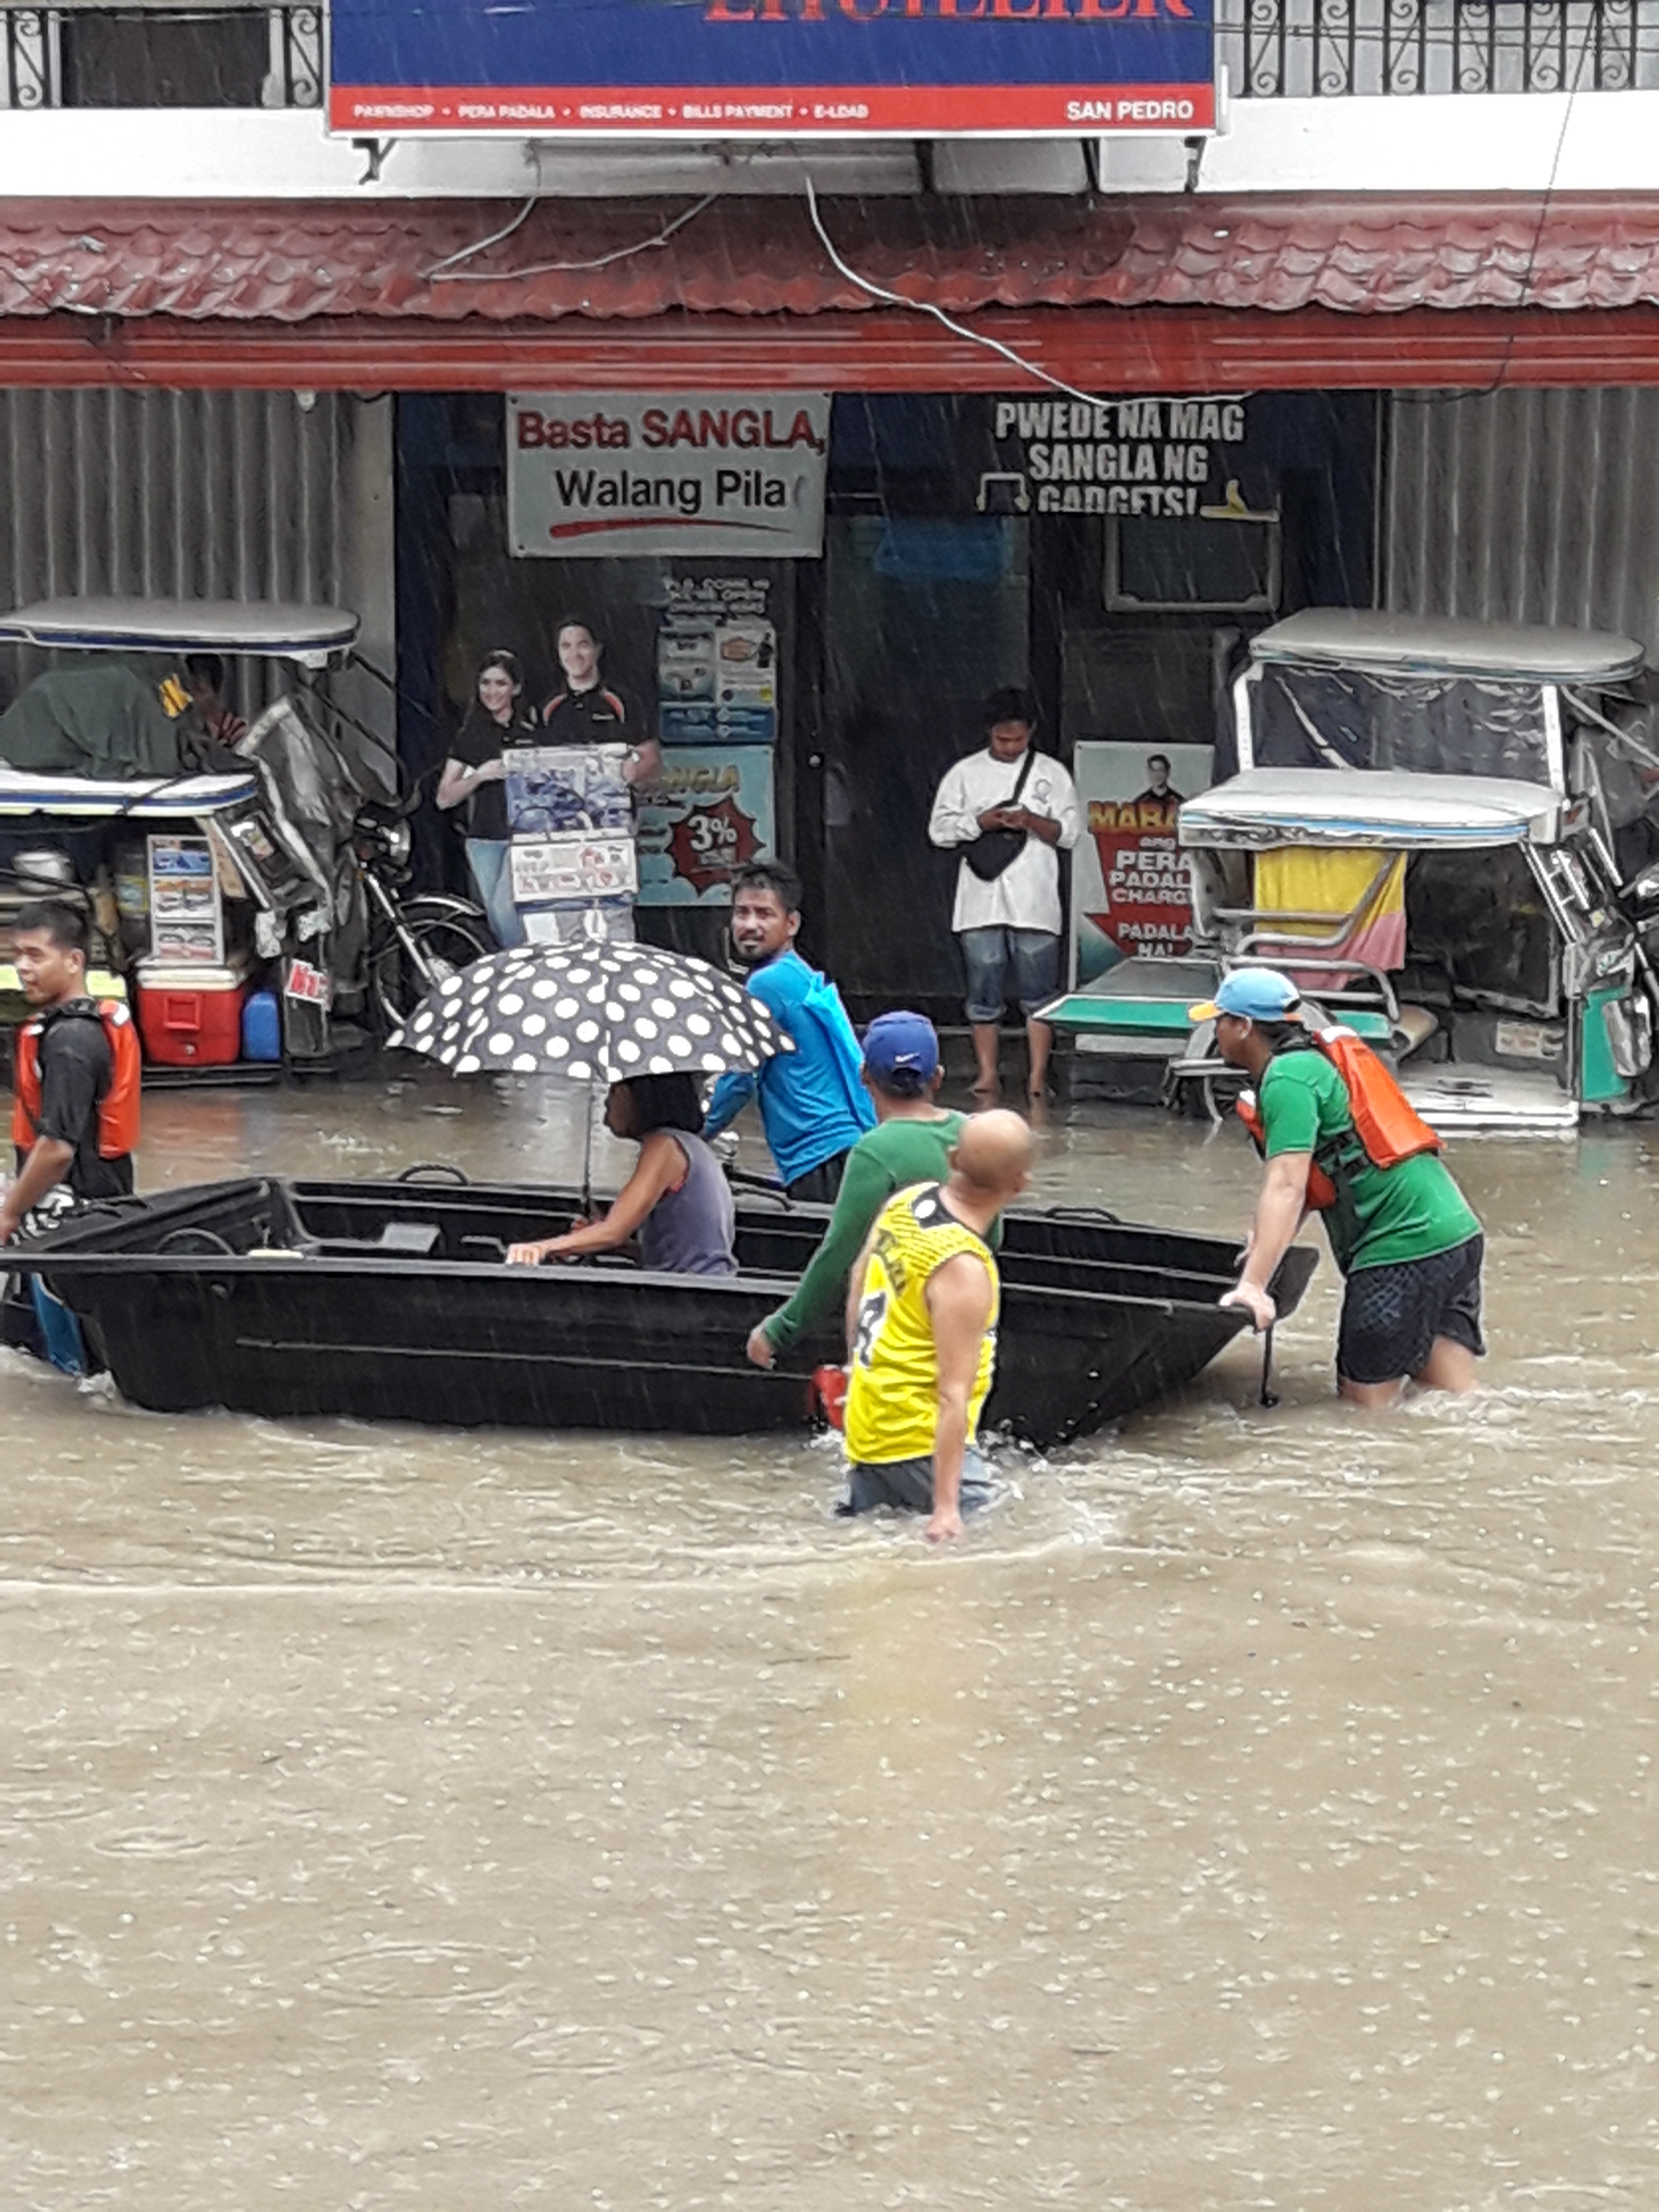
[703,948,876,1187]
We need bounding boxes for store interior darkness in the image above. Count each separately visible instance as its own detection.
[396,390,1377,1020]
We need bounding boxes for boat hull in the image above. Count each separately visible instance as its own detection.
[18,1176,1318,1448]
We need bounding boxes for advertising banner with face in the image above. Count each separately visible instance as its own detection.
[1070,741,1213,984]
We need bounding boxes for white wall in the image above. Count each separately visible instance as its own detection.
[1100,85,1659,195]
[1,109,930,196]
[7,93,1659,200]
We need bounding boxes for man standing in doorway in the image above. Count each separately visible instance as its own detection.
[703,860,875,1203]
[1,901,141,1371]
[929,687,1081,1100]
[842,1109,1033,1542]
[1192,965,1485,1407]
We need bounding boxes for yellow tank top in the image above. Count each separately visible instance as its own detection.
[844,1182,999,1466]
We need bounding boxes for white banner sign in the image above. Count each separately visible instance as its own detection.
[510,833,639,907]
[507,393,831,559]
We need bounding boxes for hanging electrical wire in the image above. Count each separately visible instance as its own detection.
[1396,8,1594,405]
[426,189,720,286]
[423,188,541,282]
[802,174,1241,409]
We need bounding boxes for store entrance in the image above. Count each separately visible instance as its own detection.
[819,514,1030,1020]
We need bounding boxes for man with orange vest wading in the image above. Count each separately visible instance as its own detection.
[3,900,140,1372]
[1189,966,1485,1410]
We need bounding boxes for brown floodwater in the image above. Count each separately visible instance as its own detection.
[3,1072,1656,2209]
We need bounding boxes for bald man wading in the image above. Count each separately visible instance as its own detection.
[842,1109,1034,1542]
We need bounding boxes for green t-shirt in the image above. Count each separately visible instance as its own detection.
[765,1110,1002,1349]
[1259,1047,1481,1275]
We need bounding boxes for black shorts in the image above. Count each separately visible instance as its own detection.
[785,1152,850,1205]
[1337,1235,1486,1387]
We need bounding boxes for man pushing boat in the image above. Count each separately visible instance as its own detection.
[1192,967,1485,1408]
[744,1010,1003,1371]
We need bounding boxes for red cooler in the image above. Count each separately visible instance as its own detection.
[136,963,249,1066]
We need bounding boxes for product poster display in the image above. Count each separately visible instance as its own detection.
[636,750,775,908]
[506,742,637,914]
[1070,742,1213,985]
[504,744,631,836]
[657,576,779,747]
[509,834,639,907]
[146,834,223,966]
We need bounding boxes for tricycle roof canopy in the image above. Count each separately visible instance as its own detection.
[0,765,259,818]
[1178,767,1564,849]
[1249,610,1646,687]
[0,598,359,667]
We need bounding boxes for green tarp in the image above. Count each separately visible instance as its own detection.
[0,664,184,780]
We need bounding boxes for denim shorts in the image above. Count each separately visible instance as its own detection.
[464,837,526,951]
[845,1447,994,1516]
[959,926,1062,1023]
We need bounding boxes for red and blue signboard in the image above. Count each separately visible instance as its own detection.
[328,0,1214,138]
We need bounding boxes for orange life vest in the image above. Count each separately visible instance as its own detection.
[809,1364,849,1431]
[1236,1025,1439,1212]
[11,998,142,1161]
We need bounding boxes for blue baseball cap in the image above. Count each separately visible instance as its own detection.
[1187,967,1304,1024]
[862,1010,940,1085]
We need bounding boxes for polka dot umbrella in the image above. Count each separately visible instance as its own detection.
[385,940,793,1087]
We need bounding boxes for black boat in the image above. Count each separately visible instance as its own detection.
[14,1173,1317,1448]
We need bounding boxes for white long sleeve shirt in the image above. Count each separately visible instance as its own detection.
[928,745,1082,935]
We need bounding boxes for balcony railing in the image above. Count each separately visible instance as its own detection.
[2,4,44,105]
[1221,0,1659,97]
[1,3,322,107]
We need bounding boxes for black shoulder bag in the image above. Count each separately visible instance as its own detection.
[961,749,1037,883]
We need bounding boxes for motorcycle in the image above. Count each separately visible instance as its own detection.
[0,593,503,1067]
[352,790,494,1034]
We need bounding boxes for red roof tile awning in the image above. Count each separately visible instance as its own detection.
[3,192,1659,390]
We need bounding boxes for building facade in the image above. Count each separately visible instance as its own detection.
[5,0,1659,1010]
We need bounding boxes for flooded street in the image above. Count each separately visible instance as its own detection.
[4,1077,1657,2210]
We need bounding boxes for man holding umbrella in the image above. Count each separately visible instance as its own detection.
[504,1073,736,1277]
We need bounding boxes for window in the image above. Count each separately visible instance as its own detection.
[57,8,272,107]
[1105,514,1281,615]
